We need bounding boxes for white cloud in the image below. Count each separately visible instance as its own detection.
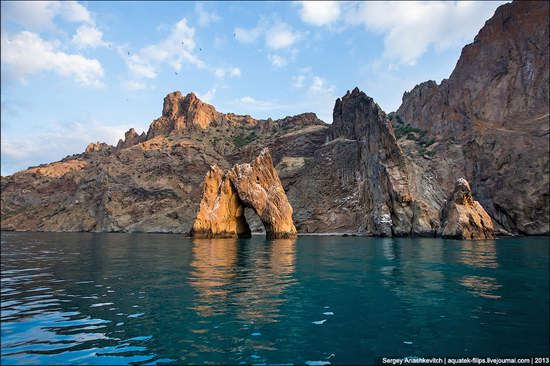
[198,88,216,104]
[195,3,221,27]
[1,118,131,176]
[235,19,299,50]
[302,75,337,123]
[232,96,282,112]
[213,66,241,79]
[72,24,107,49]
[268,54,287,68]
[1,31,104,87]
[291,75,305,88]
[122,80,146,91]
[297,1,341,26]
[122,18,204,81]
[57,1,93,24]
[266,22,299,49]
[234,19,268,44]
[214,68,226,78]
[346,1,509,66]
[1,1,94,31]
[308,76,335,96]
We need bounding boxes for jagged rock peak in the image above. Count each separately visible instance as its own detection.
[191,147,297,239]
[440,178,495,240]
[331,87,388,140]
[116,128,146,150]
[147,90,223,139]
[84,141,112,155]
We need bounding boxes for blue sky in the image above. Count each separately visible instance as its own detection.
[1,1,508,176]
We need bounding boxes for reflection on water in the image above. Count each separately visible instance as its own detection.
[1,233,548,364]
[459,240,498,269]
[189,238,296,323]
[457,241,502,300]
[461,276,502,299]
[379,238,445,305]
[189,239,238,316]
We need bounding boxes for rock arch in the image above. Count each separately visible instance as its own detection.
[191,148,297,239]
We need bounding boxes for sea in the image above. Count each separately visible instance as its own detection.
[1,232,548,365]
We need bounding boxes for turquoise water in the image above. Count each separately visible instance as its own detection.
[1,232,548,365]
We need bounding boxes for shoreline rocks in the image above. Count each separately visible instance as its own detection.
[191,148,297,239]
[439,178,495,240]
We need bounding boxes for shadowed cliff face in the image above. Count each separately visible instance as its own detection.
[396,1,549,235]
[329,88,440,236]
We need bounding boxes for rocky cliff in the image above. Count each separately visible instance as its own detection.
[396,0,549,235]
[1,1,547,237]
[0,92,328,234]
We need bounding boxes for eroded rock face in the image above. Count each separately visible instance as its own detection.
[147,91,223,139]
[192,148,297,239]
[116,128,146,150]
[85,142,112,156]
[397,1,549,235]
[330,87,440,236]
[190,165,250,238]
[440,178,494,240]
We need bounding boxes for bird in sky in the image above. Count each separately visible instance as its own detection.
[175,71,178,75]
[127,51,130,55]
[199,48,202,51]
[108,44,111,48]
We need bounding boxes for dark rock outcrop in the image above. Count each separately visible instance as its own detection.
[192,148,297,239]
[440,178,495,239]
[329,87,440,236]
[396,1,549,235]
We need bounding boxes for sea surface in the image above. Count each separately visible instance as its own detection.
[1,232,548,365]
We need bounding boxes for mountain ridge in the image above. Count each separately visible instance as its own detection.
[2,0,548,236]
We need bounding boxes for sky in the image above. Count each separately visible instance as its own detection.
[1,1,509,176]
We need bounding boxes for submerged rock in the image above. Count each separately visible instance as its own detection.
[191,148,297,239]
[440,178,495,240]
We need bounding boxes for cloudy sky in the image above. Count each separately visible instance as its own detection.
[1,1,508,176]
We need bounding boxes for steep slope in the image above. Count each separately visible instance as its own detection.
[396,0,549,235]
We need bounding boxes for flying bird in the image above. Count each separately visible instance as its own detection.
[108,44,111,48]
[199,48,202,51]
[127,51,130,55]
[233,33,236,37]
[182,41,184,45]
[175,71,178,75]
